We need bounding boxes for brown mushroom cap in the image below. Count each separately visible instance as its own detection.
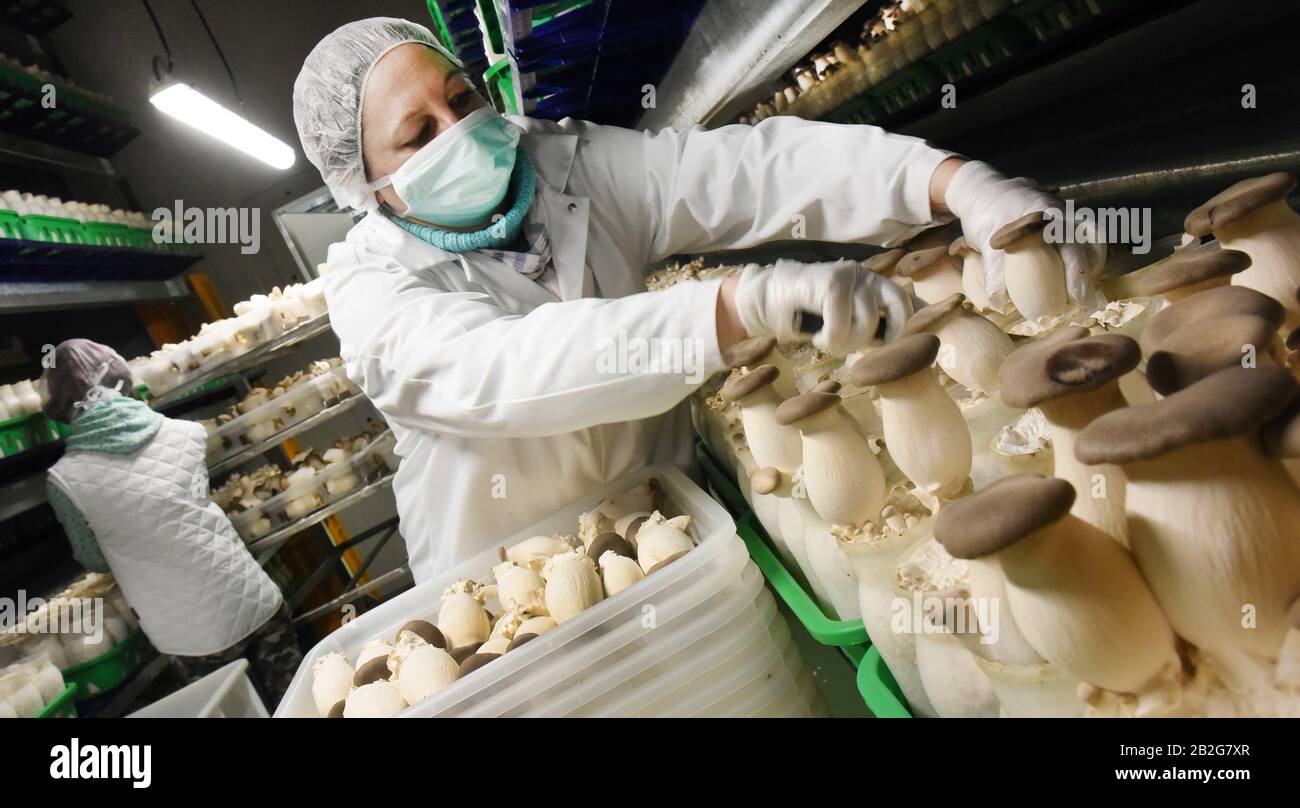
[647,549,691,575]
[720,365,782,402]
[849,333,940,386]
[812,379,842,394]
[1145,314,1280,396]
[623,515,649,544]
[775,391,841,425]
[506,633,537,651]
[999,332,1138,409]
[327,699,346,718]
[1124,247,1251,297]
[1140,286,1285,355]
[448,642,483,664]
[459,652,500,676]
[398,619,446,649]
[934,475,1076,559]
[1184,172,1297,237]
[895,246,952,278]
[865,248,908,275]
[1075,365,1299,465]
[949,236,976,257]
[903,293,966,336]
[989,211,1050,250]
[588,532,635,561]
[751,467,781,495]
[353,655,391,688]
[724,336,778,369]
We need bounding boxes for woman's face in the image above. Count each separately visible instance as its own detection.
[361,43,487,213]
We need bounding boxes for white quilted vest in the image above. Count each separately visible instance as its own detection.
[47,418,283,656]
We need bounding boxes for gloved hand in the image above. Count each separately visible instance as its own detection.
[944,161,1106,308]
[734,259,913,354]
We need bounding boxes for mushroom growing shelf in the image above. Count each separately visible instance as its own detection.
[0,58,138,156]
[0,236,203,283]
[207,390,368,478]
[0,0,71,35]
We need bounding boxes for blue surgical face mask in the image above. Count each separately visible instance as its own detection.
[368,107,521,228]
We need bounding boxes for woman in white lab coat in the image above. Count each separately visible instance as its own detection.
[292,18,1099,581]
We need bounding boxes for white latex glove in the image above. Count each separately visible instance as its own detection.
[944,161,1106,308]
[735,259,913,355]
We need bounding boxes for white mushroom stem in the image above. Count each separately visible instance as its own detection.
[911,255,965,304]
[1218,202,1300,331]
[1001,235,1069,320]
[997,513,1182,706]
[1276,598,1300,686]
[962,559,1046,666]
[877,369,972,499]
[790,494,861,620]
[1037,381,1129,546]
[789,408,886,527]
[1120,439,1300,690]
[735,386,802,473]
[748,347,799,399]
[930,309,1015,394]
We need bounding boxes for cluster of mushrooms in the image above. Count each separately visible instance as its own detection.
[686,171,1300,717]
[212,429,394,541]
[310,480,701,717]
[199,358,353,455]
[737,0,1017,126]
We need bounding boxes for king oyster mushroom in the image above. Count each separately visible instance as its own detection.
[724,336,798,399]
[599,550,646,596]
[634,511,695,573]
[895,246,965,304]
[1076,365,1300,689]
[389,640,459,706]
[720,365,802,473]
[950,236,999,313]
[437,581,491,648]
[1101,244,1251,305]
[865,248,912,296]
[311,652,353,718]
[509,615,558,651]
[850,333,972,500]
[936,475,1182,715]
[492,561,548,615]
[903,293,1014,394]
[1185,172,1300,330]
[775,389,885,527]
[542,552,604,623]
[989,211,1070,321]
[998,328,1140,545]
[342,680,405,718]
[501,533,576,566]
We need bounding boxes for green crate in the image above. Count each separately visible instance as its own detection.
[62,630,152,701]
[18,213,85,244]
[126,226,161,250]
[857,645,913,717]
[476,0,506,55]
[695,439,869,647]
[867,61,945,116]
[83,221,133,248]
[0,209,21,239]
[924,17,1034,84]
[484,58,519,115]
[0,411,42,457]
[36,683,79,718]
[1010,0,1134,43]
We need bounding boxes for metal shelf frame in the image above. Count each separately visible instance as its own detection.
[207,392,370,478]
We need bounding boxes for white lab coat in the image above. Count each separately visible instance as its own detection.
[324,115,951,582]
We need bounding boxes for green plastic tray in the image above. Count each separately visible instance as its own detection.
[0,411,44,457]
[83,221,133,248]
[867,61,945,117]
[924,16,1034,84]
[484,58,519,115]
[0,209,21,239]
[36,683,78,718]
[857,645,912,718]
[1010,0,1135,43]
[19,213,85,244]
[62,630,152,701]
[695,439,868,647]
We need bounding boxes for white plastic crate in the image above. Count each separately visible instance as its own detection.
[276,464,809,718]
[206,366,356,462]
[129,660,267,718]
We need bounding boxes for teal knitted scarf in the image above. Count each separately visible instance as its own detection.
[65,396,165,455]
[384,148,536,253]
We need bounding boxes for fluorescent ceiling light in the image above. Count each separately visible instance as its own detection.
[150,82,295,169]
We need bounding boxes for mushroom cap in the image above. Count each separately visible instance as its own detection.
[934,475,1075,559]
[999,332,1139,409]
[647,549,691,575]
[723,335,778,369]
[812,379,842,394]
[1261,395,1300,459]
[949,236,977,257]
[506,633,537,651]
[751,467,781,495]
[1075,365,1299,465]
[775,391,841,425]
[353,655,390,688]
[459,652,500,676]
[398,619,446,649]
[588,532,635,561]
[1140,286,1285,355]
[1145,314,1280,395]
[1125,247,1251,297]
[903,293,966,335]
[895,246,952,278]
[448,642,482,664]
[989,211,1050,250]
[1184,172,1297,237]
[864,248,907,275]
[720,364,781,402]
[849,333,939,387]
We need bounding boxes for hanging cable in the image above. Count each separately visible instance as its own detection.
[189,0,244,106]
[141,0,173,79]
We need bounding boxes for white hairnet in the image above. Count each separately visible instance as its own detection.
[42,339,134,423]
[293,17,464,211]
